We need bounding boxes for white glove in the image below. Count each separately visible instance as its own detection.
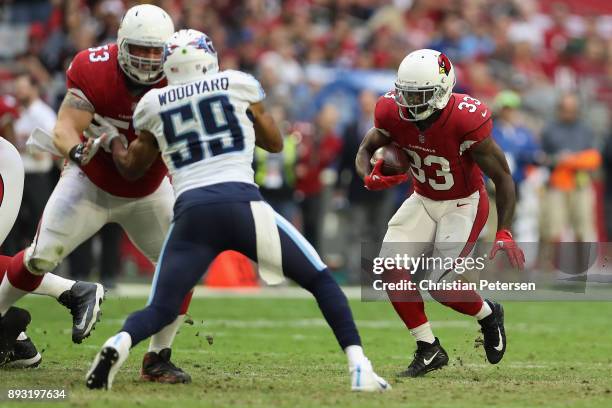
[84,113,128,152]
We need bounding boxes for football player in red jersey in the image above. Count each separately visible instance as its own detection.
[356,49,525,377]
[0,5,191,383]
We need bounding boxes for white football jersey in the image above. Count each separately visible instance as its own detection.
[134,70,265,197]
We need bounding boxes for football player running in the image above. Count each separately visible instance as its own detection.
[356,49,525,377]
[85,29,389,392]
[0,136,39,368]
[0,5,192,383]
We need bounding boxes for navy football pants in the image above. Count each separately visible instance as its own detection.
[122,200,361,350]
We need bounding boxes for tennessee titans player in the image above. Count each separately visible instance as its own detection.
[85,29,390,392]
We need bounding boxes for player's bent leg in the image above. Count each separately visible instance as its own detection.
[114,179,192,383]
[0,251,41,316]
[23,165,108,343]
[88,209,216,390]
[432,189,506,363]
[266,210,389,391]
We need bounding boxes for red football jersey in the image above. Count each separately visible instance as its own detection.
[66,44,167,198]
[374,92,492,200]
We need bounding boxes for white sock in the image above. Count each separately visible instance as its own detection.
[148,314,184,353]
[17,332,28,341]
[475,301,493,320]
[410,322,435,344]
[104,331,132,358]
[0,274,28,316]
[345,345,366,369]
[33,273,75,299]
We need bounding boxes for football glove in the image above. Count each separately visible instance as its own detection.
[489,229,525,269]
[364,159,409,191]
[68,140,101,166]
[83,113,128,153]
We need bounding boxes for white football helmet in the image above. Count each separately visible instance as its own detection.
[163,29,219,85]
[394,49,456,121]
[117,4,174,85]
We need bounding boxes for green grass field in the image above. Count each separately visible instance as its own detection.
[2,293,612,408]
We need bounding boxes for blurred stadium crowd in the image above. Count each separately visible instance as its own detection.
[0,0,610,283]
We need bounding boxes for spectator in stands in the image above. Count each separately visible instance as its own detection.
[337,90,396,279]
[490,90,543,242]
[540,93,601,243]
[3,73,56,254]
[295,104,342,250]
[253,105,300,222]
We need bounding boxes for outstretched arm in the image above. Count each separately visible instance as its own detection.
[110,130,159,181]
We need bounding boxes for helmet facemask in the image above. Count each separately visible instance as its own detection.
[394,82,444,122]
[119,40,166,85]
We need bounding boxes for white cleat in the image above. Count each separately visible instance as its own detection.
[85,337,129,390]
[350,359,391,392]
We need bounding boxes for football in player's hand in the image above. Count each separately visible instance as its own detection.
[370,144,410,176]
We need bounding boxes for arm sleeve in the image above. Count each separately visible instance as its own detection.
[231,71,266,104]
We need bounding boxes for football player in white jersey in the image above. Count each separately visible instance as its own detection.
[85,29,390,392]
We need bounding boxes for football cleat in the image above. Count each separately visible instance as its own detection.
[58,281,105,343]
[3,337,42,368]
[141,348,192,384]
[86,346,127,390]
[398,337,449,377]
[350,358,391,392]
[478,299,506,364]
[0,307,31,365]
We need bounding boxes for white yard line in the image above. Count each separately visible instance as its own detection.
[109,284,363,299]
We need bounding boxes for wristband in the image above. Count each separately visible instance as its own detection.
[68,143,84,165]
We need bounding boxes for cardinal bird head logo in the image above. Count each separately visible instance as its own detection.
[438,53,452,76]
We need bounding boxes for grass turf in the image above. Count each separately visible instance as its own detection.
[2,295,611,408]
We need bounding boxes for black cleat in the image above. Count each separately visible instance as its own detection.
[398,337,449,377]
[479,299,506,364]
[141,348,191,384]
[3,337,42,368]
[0,307,31,365]
[58,281,105,343]
[86,347,120,390]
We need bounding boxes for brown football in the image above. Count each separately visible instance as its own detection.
[370,144,410,176]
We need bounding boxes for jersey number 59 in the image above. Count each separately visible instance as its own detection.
[160,95,244,169]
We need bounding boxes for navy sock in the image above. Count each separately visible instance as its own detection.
[121,305,177,348]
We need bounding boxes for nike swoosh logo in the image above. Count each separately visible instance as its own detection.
[75,305,89,331]
[456,203,469,207]
[494,327,504,351]
[423,351,439,365]
[482,110,488,117]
